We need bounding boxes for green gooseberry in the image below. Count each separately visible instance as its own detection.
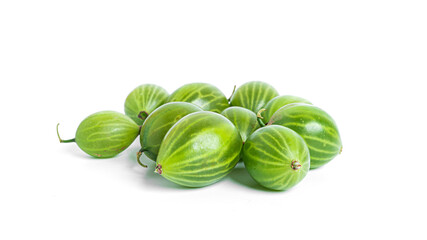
[155,112,242,187]
[136,102,203,166]
[268,103,342,169]
[242,125,310,191]
[57,111,139,158]
[124,84,169,125]
[230,81,279,113]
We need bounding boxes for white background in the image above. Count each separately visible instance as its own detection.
[1,1,426,239]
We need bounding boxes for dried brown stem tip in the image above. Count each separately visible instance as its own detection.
[291,160,302,170]
[138,111,149,121]
[155,164,163,175]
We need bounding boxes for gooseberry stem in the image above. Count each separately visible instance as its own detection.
[136,148,148,168]
[256,109,266,127]
[227,85,236,102]
[56,123,76,143]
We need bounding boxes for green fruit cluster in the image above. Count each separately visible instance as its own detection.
[57,81,342,191]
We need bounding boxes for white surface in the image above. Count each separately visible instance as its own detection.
[1,1,426,239]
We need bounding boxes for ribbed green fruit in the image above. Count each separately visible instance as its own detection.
[124,84,169,125]
[221,106,259,143]
[230,81,279,113]
[261,95,312,124]
[167,83,229,113]
[242,125,310,191]
[57,111,140,158]
[138,102,203,161]
[268,103,342,169]
[155,112,242,187]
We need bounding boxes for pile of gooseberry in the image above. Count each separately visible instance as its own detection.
[57,81,342,191]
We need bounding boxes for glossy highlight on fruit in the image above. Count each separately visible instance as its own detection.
[268,103,342,169]
[124,84,169,125]
[57,111,140,158]
[138,102,203,162]
[221,106,259,143]
[261,95,312,124]
[230,81,279,113]
[242,125,310,191]
[167,83,229,113]
[155,112,242,187]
